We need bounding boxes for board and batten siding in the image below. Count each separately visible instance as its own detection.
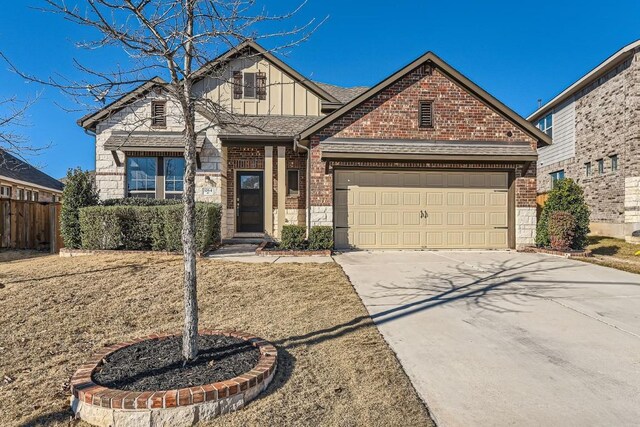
[537,99,576,168]
[193,56,324,117]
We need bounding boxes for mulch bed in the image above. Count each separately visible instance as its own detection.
[92,335,260,391]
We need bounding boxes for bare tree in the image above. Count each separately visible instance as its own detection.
[0,95,49,166]
[4,0,320,362]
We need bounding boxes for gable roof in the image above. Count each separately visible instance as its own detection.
[78,77,167,131]
[78,40,341,132]
[314,82,369,103]
[192,40,341,104]
[0,150,64,193]
[299,51,551,146]
[528,39,640,122]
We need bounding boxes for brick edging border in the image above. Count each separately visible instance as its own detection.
[70,330,277,412]
[255,241,332,257]
[519,246,592,258]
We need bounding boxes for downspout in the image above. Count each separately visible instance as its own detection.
[294,135,311,235]
[84,128,97,175]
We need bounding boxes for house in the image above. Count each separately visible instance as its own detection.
[0,150,64,202]
[528,40,640,241]
[78,41,549,250]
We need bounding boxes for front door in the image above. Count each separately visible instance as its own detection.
[237,171,264,233]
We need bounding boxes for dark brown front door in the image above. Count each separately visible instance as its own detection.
[237,171,264,233]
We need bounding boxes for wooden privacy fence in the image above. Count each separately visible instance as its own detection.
[0,200,63,253]
[536,193,549,219]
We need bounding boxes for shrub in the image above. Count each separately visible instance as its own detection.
[60,168,99,248]
[548,211,576,251]
[79,203,221,252]
[280,224,306,250]
[102,197,181,206]
[536,178,590,250]
[308,226,333,250]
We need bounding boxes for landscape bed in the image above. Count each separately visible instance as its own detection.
[0,251,432,426]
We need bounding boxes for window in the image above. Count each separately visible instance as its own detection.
[610,155,618,172]
[17,188,24,200]
[287,170,299,196]
[585,162,592,177]
[536,113,553,137]
[25,190,32,201]
[240,175,260,190]
[151,101,166,127]
[597,158,604,174]
[127,157,157,198]
[243,72,256,99]
[550,170,565,188]
[164,157,185,199]
[0,185,11,198]
[419,100,434,128]
[33,192,39,202]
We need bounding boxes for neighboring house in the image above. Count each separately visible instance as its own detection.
[79,41,549,250]
[0,150,64,202]
[528,40,640,240]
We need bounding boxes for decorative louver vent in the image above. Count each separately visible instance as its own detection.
[419,100,434,128]
[151,101,166,127]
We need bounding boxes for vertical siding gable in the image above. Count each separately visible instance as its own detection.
[193,56,323,117]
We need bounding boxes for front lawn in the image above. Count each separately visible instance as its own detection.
[583,236,640,274]
[0,252,432,426]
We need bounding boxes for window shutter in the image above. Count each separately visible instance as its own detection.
[256,71,267,100]
[419,101,434,128]
[233,71,243,99]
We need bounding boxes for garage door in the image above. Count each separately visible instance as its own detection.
[334,170,510,249]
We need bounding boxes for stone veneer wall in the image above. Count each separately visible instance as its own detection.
[537,49,640,238]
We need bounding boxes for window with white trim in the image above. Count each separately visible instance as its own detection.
[0,185,11,198]
[536,113,553,137]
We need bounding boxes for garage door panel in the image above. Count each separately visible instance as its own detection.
[335,170,509,249]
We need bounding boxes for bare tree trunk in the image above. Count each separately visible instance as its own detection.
[182,97,198,361]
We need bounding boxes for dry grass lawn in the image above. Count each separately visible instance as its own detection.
[582,236,640,274]
[0,251,432,427]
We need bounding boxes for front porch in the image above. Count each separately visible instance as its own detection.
[221,143,307,240]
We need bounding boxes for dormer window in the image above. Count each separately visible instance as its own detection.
[151,101,166,127]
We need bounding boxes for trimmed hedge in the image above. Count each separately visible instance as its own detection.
[102,197,181,206]
[548,211,576,251]
[79,203,221,252]
[280,225,306,250]
[60,168,100,248]
[308,226,333,250]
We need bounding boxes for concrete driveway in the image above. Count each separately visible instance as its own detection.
[335,251,640,427]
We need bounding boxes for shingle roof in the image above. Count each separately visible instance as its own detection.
[103,131,206,151]
[0,150,64,192]
[314,82,369,104]
[217,114,323,138]
[320,138,537,159]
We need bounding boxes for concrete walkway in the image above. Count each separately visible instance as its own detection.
[204,244,334,263]
[335,250,640,427]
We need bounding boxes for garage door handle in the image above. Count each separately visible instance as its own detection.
[493,226,508,229]
[493,190,508,192]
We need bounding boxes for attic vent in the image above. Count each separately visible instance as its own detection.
[151,101,166,127]
[418,100,434,128]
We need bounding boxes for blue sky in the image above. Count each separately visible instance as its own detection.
[0,0,639,178]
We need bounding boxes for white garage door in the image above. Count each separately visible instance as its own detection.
[334,170,510,249]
